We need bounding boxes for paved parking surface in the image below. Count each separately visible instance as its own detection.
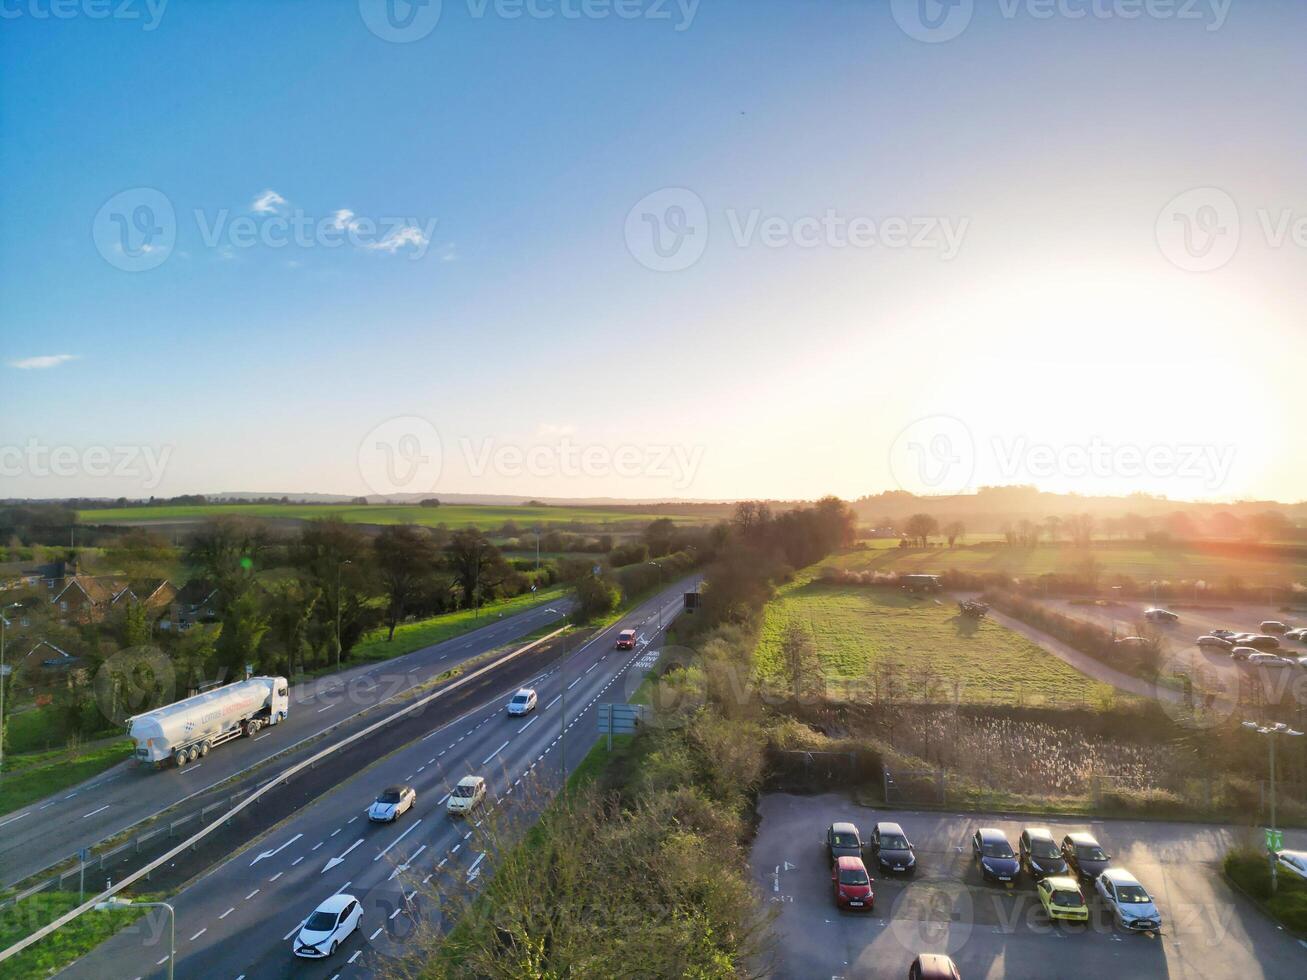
[751,793,1307,979]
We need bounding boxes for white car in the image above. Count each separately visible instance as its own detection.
[1196,635,1234,649]
[1275,849,1307,882]
[367,784,416,823]
[507,687,538,716]
[1095,868,1161,932]
[1115,636,1150,647]
[1285,628,1307,642]
[1260,621,1289,635]
[293,893,363,958]
[1247,652,1294,668]
[1230,646,1257,661]
[1144,608,1178,623]
[447,775,487,815]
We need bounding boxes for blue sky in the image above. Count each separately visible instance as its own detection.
[3,0,1305,503]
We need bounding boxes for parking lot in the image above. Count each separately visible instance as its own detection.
[750,793,1307,979]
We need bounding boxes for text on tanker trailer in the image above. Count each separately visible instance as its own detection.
[128,676,289,768]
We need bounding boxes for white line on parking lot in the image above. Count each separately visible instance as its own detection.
[482,740,510,765]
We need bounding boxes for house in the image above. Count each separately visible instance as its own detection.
[161,580,219,631]
[51,574,176,624]
[1,639,82,682]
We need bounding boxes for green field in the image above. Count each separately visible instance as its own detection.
[0,890,159,978]
[77,502,704,530]
[756,581,1119,707]
[0,741,134,816]
[838,539,1307,586]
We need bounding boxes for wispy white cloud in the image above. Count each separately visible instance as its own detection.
[438,242,458,262]
[9,354,77,370]
[251,189,287,214]
[364,224,429,254]
[537,422,577,437]
[331,209,361,232]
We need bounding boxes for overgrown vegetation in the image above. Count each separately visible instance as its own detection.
[1225,847,1307,933]
[0,890,160,978]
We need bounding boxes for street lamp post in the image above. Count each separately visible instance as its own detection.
[335,559,352,671]
[95,899,174,980]
[1242,720,1305,894]
[0,602,21,771]
[647,561,663,630]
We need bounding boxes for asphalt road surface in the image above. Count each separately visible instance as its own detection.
[56,584,689,979]
[0,599,570,888]
[752,793,1307,980]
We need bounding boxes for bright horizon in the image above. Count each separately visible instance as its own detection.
[4,1,1305,504]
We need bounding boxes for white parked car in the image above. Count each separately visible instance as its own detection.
[507,687,538,716]
[447,775,487,815]
[1285,628,1307,642]
[1095,868,1161,932]
[293,893,363,958]
[1260,621,1289,635]
[1196,635,1233,649]
[1144,608,1178,623]
[367,784,416,823]
[1247,652,1294,668]
[1275,849,1307,882]
[1230,646,1257,661]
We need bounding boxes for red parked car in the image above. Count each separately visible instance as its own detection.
[832,855,874,911]
[615,629,637,650]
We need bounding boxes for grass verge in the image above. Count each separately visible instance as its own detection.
[0,741,134,816]
[0,891,160,979]
[1224,848,1307,934]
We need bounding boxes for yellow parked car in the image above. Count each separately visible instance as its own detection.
[1037,875,1089,923]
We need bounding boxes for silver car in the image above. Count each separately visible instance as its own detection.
[1196,635,1233,649]
[1095,868,1161,932]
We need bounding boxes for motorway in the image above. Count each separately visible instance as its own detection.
[753,792,1307,979]
[56,583,690,979]
[0,600,570,888]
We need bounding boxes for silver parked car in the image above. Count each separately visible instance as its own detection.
[1196,635,1233,649]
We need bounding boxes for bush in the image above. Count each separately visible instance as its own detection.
[1226,847,1274,900]
[571,574,620,622]
[1099,786,1187,817]
[609,541,648,567]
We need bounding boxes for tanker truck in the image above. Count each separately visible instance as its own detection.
[127,676,290,769]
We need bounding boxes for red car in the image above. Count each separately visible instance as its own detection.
[615,629,637,650]
[832,855,874,911]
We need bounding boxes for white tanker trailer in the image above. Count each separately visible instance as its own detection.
[128,675,290,768]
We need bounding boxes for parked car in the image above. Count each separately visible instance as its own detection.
[1019,827,1069,878]
[1230,646,1256,661]
[1284,628,1307,642]
[367,784,416,823]
[1144,608,1179,623]
[1037,875,1089,923]
[1275,849,1307,882]
[1246,634,1282,651]
[1261,621,1290,635]
[1095,868,1161,932]
[446,775,487,815]
[831,855,874,911]
[1115,636,1150,647]
[871,821,916,874]
[293,893,363,958]
[972,828,1019,883]
[1196,635,1234,649]
[506,687,537,716]
[615,628,637,650]
[1061,832,1111,880]
[826,821,864,865]
[1210,629,1239,640]
[908,954,962,979]
[1247,652,1295,668]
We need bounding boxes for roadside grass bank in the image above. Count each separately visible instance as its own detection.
[0,740,133,816]
[0,890,160,979]
[1224,847,1307,934]
[756,580,1120,707]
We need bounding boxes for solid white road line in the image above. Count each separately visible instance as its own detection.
[80,803,111,819]
[481,740,510,765]
[178,763,202,773]
[374,819,423,861]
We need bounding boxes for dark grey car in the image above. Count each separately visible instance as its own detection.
[1062,831,1112,880]
[825,821,863,865]
[871,821,916,874]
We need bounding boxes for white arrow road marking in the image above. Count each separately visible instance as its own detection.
[467,852,486,881]
[322,838,365,873]
[373,818,423,862]
[388,844,427,880]
[250,832,303,866]
[482,740,510,765]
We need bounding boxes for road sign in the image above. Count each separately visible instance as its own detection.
[683,591,700,613]
[598,703,647,745]
[1265,828,1284,851]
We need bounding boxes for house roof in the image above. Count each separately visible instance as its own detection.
[53,575,126,605]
